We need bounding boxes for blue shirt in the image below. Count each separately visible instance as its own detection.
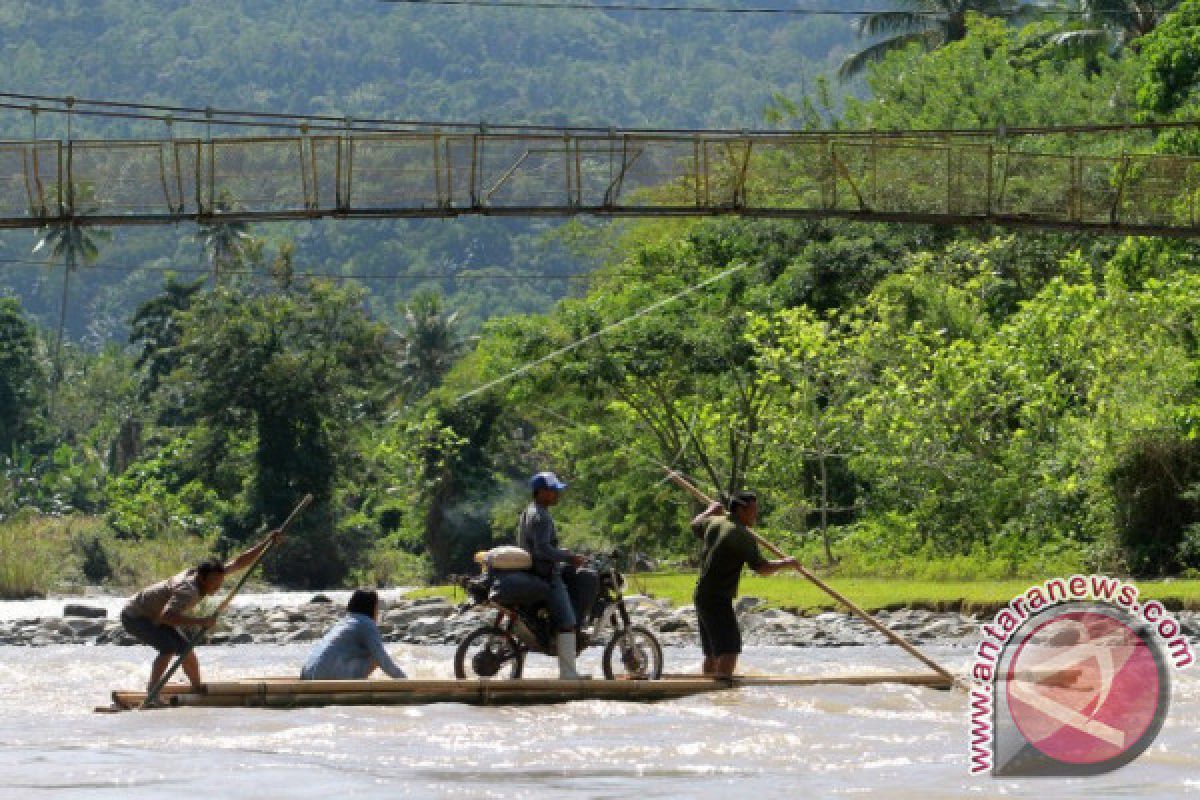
[518,501,572,577]
[300,613,407,680]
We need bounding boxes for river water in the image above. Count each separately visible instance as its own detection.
[0,598,1196,798]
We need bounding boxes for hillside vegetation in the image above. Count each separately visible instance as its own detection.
[6,3,1200,594]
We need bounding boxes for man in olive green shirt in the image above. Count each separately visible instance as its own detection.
[691,491,796,677]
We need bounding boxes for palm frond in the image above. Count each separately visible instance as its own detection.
[854,11,935,38]
[1048,26,1117,55]
[1004,1,1059,22]
[838,31,941,80]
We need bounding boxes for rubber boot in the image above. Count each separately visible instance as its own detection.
[556,632,590,680]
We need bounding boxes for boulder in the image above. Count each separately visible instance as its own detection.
[63,604,108,619]
[408,596,453,607]
[65,618,107,637]
[735,597,763,614]
[658,617,693,633]
[406,616,446,638]
[385,604,452,626]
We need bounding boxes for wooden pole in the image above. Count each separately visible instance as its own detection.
[142,493,314,708]
[663,468,956,684]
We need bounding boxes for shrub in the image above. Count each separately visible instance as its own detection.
[1110,434,1200,576]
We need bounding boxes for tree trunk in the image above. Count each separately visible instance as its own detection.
[53,253,73,387]
[818,446,834,566]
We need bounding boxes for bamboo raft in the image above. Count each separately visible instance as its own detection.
[99,673,954,711]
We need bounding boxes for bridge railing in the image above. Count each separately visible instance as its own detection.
[1,132,1198,233]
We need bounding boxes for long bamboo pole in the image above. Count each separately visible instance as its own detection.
[663,468,956,683]
[141,493,314,708]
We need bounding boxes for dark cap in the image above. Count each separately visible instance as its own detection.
[530,471,568,492]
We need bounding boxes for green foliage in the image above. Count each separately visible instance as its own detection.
[838,3,1043,80]
[395,290,468,401]
[104,431,241,540]
[1111,433,1200,575]
[1135,0,1200,115]
[15,0,1200,590]
[167,278,392,587]
[0,297,47,455]
[843,15,1142,134]
[73,529,113,583]
[128,274,205,410]
[0,0,858,345]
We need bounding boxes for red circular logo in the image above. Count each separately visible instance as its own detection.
[1005,610,1162,766]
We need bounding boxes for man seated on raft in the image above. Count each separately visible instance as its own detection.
[300,589,408,680]
[691,491,797,678]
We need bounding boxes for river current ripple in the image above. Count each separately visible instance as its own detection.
[0,612,1196,798]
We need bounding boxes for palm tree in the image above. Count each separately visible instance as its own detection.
[1044,1,1178,56]
[839,1,1045,79]
[129,275,206,403]
[32,208,111,384]
[194,192,250,286]
[395,290,467,399]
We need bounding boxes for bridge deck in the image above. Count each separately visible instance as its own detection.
[2,131,1197,235]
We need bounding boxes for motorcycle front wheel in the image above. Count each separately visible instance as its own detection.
[453,626,526,679]
[601,624,663,680]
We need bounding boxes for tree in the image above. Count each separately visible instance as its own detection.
[1135,0,1200,115]
[0,298,46,455]
[749,308,861,566]
[171,278,392,587]
[841,15,1141,132]
[838,1,1043,79]
[193,192,251,286]
[128,275,206,423]
[31,208,111,384]
[1044,1,1178,60]
[395,290,467,400]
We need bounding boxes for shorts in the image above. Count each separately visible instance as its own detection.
[693,594,741,657]
[121,608,190,655]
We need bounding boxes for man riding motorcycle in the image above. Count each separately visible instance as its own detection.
[517,470,590,680]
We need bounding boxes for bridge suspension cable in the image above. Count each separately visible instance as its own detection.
[3,90,1199,138]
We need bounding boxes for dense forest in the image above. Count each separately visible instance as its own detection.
[0,0,855,341]
[6,1,1200,593]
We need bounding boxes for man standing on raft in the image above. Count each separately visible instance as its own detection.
[120,530,282,692]
[691,491,797,677]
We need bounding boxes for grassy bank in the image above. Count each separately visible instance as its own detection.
[627,573,1200,614]
[0,513,215,599]
[409,572,1200,614]
[0,512,431,599]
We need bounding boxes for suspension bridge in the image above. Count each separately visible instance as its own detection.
[3,123,1200,236]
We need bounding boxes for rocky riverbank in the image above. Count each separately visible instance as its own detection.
[4,594,1199,650]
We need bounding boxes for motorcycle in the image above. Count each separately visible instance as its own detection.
[453,551,664,680]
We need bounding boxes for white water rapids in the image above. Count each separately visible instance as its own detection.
[0,595,1196,798]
